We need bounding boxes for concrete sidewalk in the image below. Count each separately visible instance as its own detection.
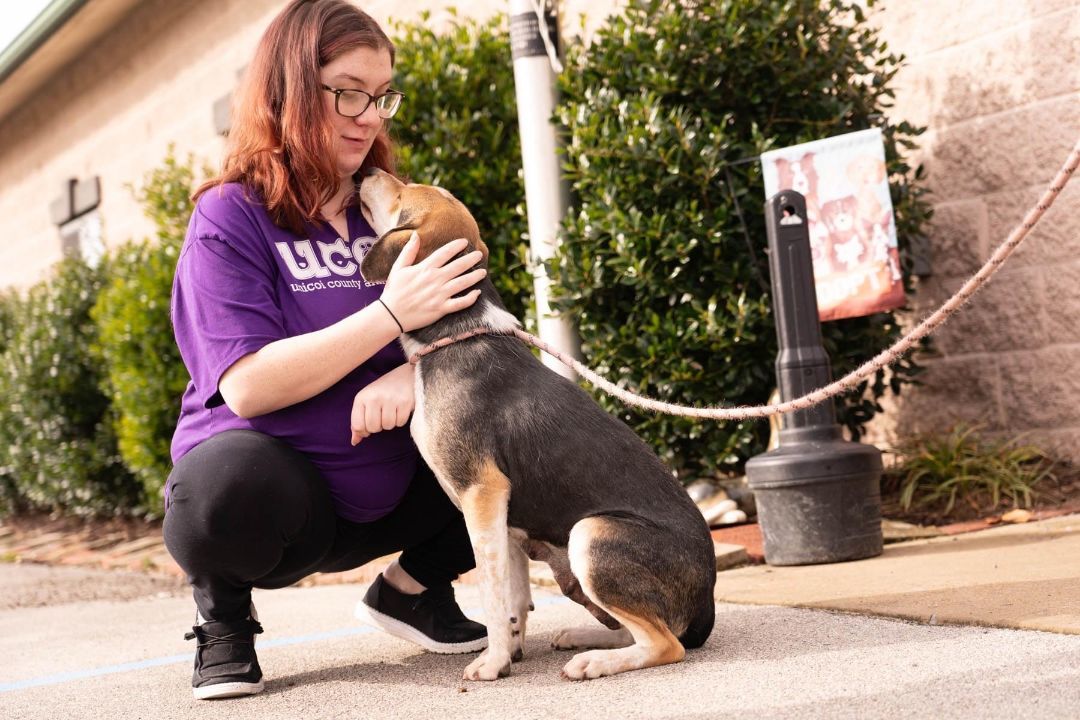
[714,514,1080,635]
[5,512,1080,718]
[6,569,1080,720]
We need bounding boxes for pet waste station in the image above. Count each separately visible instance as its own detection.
[746,191,885,566]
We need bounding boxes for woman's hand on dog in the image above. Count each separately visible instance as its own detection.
[380,233,486,332]
[350,363,415,445]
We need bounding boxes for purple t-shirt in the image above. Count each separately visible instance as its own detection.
[170,182,417,522]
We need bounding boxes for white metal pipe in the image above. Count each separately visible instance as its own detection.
[508,0,581,379]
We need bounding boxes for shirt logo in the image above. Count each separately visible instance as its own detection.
[274,236,381,291]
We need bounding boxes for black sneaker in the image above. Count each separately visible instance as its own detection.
[355,573,487,654]
[184,608,265,700]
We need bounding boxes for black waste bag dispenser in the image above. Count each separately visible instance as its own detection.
[745,191,884,566]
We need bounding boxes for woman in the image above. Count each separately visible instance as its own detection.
[164,0,488,700]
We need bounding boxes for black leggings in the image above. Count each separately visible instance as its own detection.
[162,429,475,622]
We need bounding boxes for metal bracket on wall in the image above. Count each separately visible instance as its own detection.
[49,176,99,226]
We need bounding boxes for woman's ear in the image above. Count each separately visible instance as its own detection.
[359,228,414,283]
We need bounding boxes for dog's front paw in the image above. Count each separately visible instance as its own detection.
[463,649,512,681]
[551,627,580,651]
[561,650,621,681]
[552,626,632,651]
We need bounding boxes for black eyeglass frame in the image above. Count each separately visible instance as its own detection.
[320,85,405,119]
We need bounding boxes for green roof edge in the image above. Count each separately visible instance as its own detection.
[0,0,91,86]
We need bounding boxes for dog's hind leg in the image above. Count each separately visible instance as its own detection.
[508,531,532,661]
[561,614,681,681]
[560,516,686,681]
[528,541,621,630]
[460,460,514,681]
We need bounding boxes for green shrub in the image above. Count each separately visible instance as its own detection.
[0,289,24,514]
[0,289,18,347]
[91,149,202,517]
[884,424,1055,518]
[0,258,139,516]
[390,11,533,324]
[550,0,930,478]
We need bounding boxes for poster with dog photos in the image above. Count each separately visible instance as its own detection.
[761,128,905,322]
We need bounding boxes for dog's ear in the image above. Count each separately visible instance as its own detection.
[422,203,490,267]
[477,239,489,266]
[360,228,414,283]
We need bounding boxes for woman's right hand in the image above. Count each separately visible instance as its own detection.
[378,233,487,331]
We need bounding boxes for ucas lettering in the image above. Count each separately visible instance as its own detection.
[274,237,374,280]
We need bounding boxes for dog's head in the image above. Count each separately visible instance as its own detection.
[358,168,488,283]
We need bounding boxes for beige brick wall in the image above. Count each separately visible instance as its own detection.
[0,0,619,288]
[866,0,1080,462]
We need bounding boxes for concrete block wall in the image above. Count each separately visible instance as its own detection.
[0,0,619,289]
[866,0,1080,463]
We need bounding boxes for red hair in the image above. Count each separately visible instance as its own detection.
[195,0,397,235]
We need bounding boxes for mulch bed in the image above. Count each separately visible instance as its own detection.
[711,462,1080,565]
[0,513,160,543]
[879,462,1080,527]
[6,461,1080,575]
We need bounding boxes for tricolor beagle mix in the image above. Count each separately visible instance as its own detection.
[358,168,716,681]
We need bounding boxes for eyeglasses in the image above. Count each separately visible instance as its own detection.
[321,85,404,119]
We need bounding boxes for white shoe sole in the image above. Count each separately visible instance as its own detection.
[193,679,264,700]
[355,601,488,654]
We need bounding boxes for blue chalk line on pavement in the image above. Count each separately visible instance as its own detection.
[0,594,570,693]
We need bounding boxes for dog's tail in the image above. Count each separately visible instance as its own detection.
[678,597,715,650]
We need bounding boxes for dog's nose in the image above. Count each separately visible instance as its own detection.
[360,165,380,178]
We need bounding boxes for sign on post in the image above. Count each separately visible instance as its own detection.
[761,128,905,321]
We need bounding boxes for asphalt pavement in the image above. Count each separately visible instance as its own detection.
[4,563,1080,720]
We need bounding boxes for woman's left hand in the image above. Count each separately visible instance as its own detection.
[350,363,415,445]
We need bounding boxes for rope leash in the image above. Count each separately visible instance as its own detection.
[412,138,1080,421]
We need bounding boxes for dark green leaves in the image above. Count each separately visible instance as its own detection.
[391,15,534,325]
[89,148,203,516]
[550,0,931,480]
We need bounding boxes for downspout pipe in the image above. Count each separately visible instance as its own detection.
[508,0,581,380]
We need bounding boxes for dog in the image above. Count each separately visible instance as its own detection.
[357,168,716,682]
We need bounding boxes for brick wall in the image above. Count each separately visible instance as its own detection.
[866,0,1080,462]
[0,0,619,288]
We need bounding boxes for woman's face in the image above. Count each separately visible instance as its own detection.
[319,45,393,179]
